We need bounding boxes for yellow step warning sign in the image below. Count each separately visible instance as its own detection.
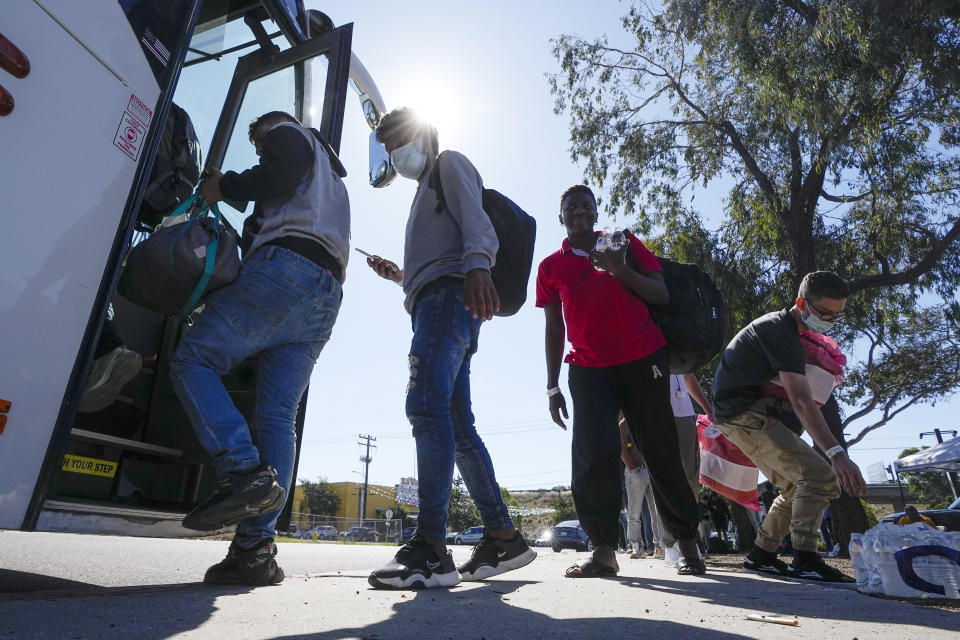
[61,454,117,478]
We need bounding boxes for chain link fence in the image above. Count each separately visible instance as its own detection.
[285,513,405,542]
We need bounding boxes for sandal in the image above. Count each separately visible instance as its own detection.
[677,556,707,576]
[565,558,618,578]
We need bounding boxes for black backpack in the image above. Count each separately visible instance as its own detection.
[428,151,537,317]
[138,102,202,229]
[650,257,727,373]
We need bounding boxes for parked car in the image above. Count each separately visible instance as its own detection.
[339,526,379,542]
[533,529,553,547]
[394,526,417,544]
[301,525,338,541]
[881,497,960,531]
[445,531,459,544]
[551,520,592,552]
[454,526,485,545]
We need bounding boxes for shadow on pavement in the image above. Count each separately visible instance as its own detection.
[615,572,960,632]
[264,579,757,640]
[0,569,249,639]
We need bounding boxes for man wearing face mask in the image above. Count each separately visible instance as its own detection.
[711,271,866,583]
[364,108,535,589]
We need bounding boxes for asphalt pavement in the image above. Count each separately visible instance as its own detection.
[1,531,957,639]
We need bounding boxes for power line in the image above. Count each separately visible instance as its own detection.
[375,417,556,439]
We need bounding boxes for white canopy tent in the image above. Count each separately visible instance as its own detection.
[894,436,960,473]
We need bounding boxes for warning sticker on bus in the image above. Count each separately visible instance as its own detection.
[114,109,147,161]
[61,454,117,478]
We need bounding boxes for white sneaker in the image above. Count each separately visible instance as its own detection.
[664,544,679,568]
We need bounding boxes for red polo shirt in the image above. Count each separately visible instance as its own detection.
[536,231,666,367]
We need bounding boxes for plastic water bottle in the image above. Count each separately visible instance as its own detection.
[849,533,871,591]
[595,228,611,252]
[609,229,626,250]
[915,526,960,599]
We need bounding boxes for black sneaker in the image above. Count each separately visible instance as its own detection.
[368,536,460,589]
[743,546,790,577]
[787,550,855,583]
[458,531,537,581]
[204,538,284,586]
[182,463,285,531]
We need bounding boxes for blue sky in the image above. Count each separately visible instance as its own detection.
[199,1,957,493]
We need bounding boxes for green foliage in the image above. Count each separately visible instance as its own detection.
[299,476,340,516]
[550,1,960,443]
[898,447,956,508]
[389,503,408,527]
[447,477,481,533]
[860,499,879,528]
[501,487,523,531]
[551,487,578,524]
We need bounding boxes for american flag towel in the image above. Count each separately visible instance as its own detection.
[697,415,762,511]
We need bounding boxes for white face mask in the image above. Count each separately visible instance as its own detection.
[390,140,427,180]
[801,306,835,333]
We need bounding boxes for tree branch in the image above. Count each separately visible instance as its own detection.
[848,217,960,292]
[789,129,802,202]
[782,0,819,26]
[821,189,871,203]
[847,395,921,447]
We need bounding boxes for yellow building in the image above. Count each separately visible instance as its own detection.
[291,484,307,514]
[328,482,399,520]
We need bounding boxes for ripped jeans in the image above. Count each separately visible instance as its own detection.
[405,281,513,542]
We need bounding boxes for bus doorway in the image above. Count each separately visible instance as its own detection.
[18,4,363,537]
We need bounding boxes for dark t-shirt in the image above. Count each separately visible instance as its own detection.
[712,309,806,424]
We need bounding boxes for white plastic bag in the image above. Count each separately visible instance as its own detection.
[850,522,960,599]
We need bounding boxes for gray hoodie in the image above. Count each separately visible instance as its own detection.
[402,150,498,313]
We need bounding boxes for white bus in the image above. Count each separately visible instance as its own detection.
[0,0,393,536]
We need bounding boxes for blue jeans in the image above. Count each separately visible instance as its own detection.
[405,282,513,542]
[170,246,341,548]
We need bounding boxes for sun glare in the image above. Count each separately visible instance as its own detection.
[393,81,462,144]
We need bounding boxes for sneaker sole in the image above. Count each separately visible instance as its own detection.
[786,569,856,585]
[743,562,789,578]
[459,548,537,581]
[204,564,285,586]
[182,486,285,531]
[78,351,143,413]
[367,570,461,590]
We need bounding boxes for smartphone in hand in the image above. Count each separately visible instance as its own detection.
[354,247,375,259]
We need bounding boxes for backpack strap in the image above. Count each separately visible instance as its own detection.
[177,202,223,321]
[308,127,347,178]
[428,151,449,214]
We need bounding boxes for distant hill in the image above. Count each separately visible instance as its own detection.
[507,488,575,540]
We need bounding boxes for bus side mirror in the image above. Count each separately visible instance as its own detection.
[369,130,395,188]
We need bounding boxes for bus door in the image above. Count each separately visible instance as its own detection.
[0,0,201,532]
[29,9,354,536]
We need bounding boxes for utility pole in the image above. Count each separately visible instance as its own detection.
[920,429,959,499]
[357,434,377,523]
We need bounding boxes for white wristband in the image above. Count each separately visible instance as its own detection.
[825,445,845,460]
[546,387,561,398]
